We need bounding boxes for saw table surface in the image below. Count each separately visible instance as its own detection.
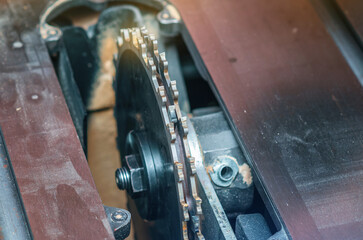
[172,0,363,239]
[0,0,113,239]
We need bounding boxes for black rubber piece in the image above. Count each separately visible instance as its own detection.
[104,205,131,240]
[235,213,272,240]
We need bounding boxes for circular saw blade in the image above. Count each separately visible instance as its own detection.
[114,27,203,240]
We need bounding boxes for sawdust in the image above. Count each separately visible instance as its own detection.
[87,109,125,208]
[88,34,117,111]
[87,109,135,240]
[239,163,253,186]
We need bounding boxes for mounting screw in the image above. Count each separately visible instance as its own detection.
[111,210,127,223]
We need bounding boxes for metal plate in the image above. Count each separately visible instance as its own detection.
[171,0,363,239]
[336,0,363,42]
[0,0,113,239]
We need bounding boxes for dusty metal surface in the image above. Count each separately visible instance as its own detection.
[0,0,113,239]
[336,0,363,43]
[171,0,363,239]
[308,0,363,86]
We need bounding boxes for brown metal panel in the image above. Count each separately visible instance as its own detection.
[171,0,363,239]
[336,0,363,41]
[0,0,113,239]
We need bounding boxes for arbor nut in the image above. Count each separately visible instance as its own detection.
[115,154,147,198]
[208,156,239,187]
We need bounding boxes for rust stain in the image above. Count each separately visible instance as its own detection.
[238,163,253,186]
[205,165,214,178]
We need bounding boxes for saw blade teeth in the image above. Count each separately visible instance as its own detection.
[116,36,123,48]
[149,34,159,61]
[131,30,138,48]
[183,138,191,158]
[174,162,184,182]
[152,40,159,57]
[151,64,157,75]
[159,52,171,86]
[148,57,155,73]
[189,157,196,175]
[151,75,159,94]
[182,222,188,240]
[148,33,155,46]
[181,202,189,221]
[142,29,149,45]
[177,181,189,221]
[139,40,147,64]
[122,29,130,42]
[171,80,179,100]
[160,51,167,62]
[158,86,167,105]
[189,175,202,215]
[174,104,183,121]
[168,105,178,123]
[195,196,202,215]
[171,143,178,163]
[168,123,176,142]
[181,117,189,136]
[158,85,166,102]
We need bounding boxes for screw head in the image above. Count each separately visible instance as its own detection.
[111,210,127,223]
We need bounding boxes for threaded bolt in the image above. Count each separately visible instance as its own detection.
[115,167,131,191]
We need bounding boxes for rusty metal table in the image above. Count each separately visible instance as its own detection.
[0,0,113,239]
[337,0,363,42]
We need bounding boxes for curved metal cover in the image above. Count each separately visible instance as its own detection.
[171,0,363,239]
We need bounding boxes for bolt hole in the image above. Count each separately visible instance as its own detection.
[219,165,233,181]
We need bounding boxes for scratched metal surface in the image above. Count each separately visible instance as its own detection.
[0,0,113,239]
[336,0,363,43]
[171,0,363,239]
